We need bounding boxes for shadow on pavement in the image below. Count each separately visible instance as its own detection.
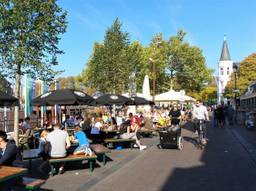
[160,121,256,191]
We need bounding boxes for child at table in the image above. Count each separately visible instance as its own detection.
[73,125,92,156]
[38,130,50,162]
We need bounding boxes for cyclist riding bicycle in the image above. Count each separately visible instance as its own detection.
[192,100,209,145]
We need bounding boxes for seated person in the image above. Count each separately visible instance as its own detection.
[38,130,50,172]
[46,123,71,158]
[19,117,34,149]
[81,116,92,135]
[90,117,103,142]
[73,125,92,156]
[18,118,24,132]
[129,113,140,131]
[46,124,71,174]
[168,104,182,131]
[91,117,102,135]
[119,120,147,151]
[141,112,153,130]
[116,112,124,129]
[0,130,22,166]
[38,130,49,156]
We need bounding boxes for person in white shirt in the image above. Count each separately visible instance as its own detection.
[46,124,71,174]
[193,101,209,121]
[192,100,209,144]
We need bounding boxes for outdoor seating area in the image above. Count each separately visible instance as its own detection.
[0,88,169,190]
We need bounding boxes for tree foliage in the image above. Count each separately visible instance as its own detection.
[80,20,212,96]
[58,76,81,89]
[0,0,67,144]
[167,30,212,93]
[81,18,130,93]
[0,0,67,80]
[225,53,256,97]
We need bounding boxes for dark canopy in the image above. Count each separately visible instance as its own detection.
[32,89,94,106]
[91,94,132,106]
[0,91,19,107]
[128,96,154,105]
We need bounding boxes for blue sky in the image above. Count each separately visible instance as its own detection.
[56,0,256,77]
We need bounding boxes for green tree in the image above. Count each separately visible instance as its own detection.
[126,40,146,92]
[168,30,212,93]
[58,76,82,89]
[225,53,256,97]
[81,18,131,94]
[146,33,170,94]
[200,86,217,103]
[0,0,67,144]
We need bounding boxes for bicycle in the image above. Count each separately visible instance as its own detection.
[196,119,207,149]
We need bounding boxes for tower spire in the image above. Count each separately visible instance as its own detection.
[220,35,231,61]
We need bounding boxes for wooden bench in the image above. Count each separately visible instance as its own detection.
[139,129,156,137]
[16,177,46,190]
[104,138,136,149]
[49,154,97,175]
[90,144,111,165]
[22,149,41,172]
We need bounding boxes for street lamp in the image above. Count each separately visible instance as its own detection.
[149,58,156,103]
[168,55,175,90]
[233,62,239,122]
[149,40,162,103]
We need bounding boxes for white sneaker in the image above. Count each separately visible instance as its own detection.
[133,144,139,148]
[139,145,147,151]
[202,139,207,145]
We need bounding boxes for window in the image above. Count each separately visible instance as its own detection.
[220,67,224,75]
[227,67,229,75]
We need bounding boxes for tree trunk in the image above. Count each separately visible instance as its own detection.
[13,65,21,146]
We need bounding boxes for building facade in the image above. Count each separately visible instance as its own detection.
[217,36,233,104]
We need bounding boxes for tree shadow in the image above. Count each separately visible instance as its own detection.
[160,121,256,191]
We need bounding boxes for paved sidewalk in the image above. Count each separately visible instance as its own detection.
[85,123,256,191]
[15,121,256,191]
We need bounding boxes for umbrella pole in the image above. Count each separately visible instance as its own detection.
[4,107,7,132]
[36,107,39,128]
[54,104,57,124]
[113,104,116,117]
[41,106,44,127]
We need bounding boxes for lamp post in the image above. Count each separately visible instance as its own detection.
[149,40,162,103]
[149,58,156,103]
[233,62,239,122]
[168,55,175,90]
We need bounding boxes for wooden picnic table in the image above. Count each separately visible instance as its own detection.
[0,166,27,183]
[90,144,111,165]
[101,129,119,134]
[22,149,41,172]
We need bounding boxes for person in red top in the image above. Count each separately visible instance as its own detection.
[120,113,146,150]
[129,113,139,130]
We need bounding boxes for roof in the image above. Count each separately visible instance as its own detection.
[220,36,231,61]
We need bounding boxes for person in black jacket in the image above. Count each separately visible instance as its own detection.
[169,104,182,126]
[0,130,21,166]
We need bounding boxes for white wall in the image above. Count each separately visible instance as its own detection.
[217,60,233,104]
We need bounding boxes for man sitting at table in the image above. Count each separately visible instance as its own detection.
[0,130,22,166]
[46,124,71,174]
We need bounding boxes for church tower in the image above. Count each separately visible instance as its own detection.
[217,36,233,104]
